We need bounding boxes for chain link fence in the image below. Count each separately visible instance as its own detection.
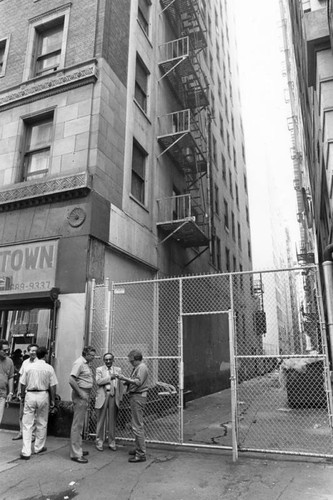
[85,266,333,458]
[85,281,110,440]
[234,267,333,456]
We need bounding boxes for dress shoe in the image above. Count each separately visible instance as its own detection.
[128,455,146,463]
[128,449,136,456]
[109,441,116,451]
[12,433,22,441]
[19,454,30,460]
[82,451,89,456]
[35,447,47,454]
[71,457,88,464]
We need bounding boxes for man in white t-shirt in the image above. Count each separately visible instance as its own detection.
[12,344,38,441]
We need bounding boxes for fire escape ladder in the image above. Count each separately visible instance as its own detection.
[157,0,210,248]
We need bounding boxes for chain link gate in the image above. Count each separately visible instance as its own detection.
[233,266,333,458]
[85,266,333,459]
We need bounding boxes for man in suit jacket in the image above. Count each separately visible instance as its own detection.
[95,352,123,451]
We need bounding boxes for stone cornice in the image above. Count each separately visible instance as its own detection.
[0,61,98,111]
[0,172,91,212]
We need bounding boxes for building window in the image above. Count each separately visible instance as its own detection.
[233,147,237,170]
[214,184,219,214]
[208,14,212,39]
[224,199,229,229]
[131,141,147,204]
[222,154,226,181]
[135,55,149,113]
[231,211,235,240]
[211,92,215,119]
[225,97,229,122]
[138,0,151,36]
[237,223,241,247]
[219,113,224,140]
[209,52,214,81]
[216,237,221,271]
[233,255,237,272]
[226,130,230,156]
[212,135,217,165]
[225,247,230,272]
[248,240,252,260]
[23,112,54,181]
[246,206,249,224]
[24,7,70,80]
[235,183,239,208]
[244,173,248,193]
[229,170,233,197]
[0,37,9,77]
[34,20,64,77]
[218,77,222,101]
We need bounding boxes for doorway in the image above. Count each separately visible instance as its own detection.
[182,312,233,448]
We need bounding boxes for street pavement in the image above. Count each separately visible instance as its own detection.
[1,429,333,500]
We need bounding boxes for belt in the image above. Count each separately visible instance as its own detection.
[129,391,147,397]
[27,389,48,392]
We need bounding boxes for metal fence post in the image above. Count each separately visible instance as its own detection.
[229,306,238,462]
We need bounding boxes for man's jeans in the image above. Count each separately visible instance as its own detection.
[129,393,147,458]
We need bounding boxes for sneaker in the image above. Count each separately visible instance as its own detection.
[95,444,103,452]
[19,454,30,460]
[109,441,116,451]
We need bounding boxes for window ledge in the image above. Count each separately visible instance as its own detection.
[133,99,151,124]
[129,194,149,213]
[0,172,91,212]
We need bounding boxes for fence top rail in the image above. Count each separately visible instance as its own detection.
[110,264,318,287]
[236,354,325,359]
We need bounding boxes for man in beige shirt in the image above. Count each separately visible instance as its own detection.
[69,346,96,464]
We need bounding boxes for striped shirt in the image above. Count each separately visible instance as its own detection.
[20,359,58,391]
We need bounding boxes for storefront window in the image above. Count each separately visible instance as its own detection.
[1,307,52,356]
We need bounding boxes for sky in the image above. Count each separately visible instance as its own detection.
[232,0,299,262]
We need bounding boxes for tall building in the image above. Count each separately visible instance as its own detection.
[0,0,251,396]
[280,0,331,355]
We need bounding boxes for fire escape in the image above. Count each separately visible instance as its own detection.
[157,0,210,249]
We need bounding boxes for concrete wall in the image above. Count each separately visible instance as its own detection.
[54,292,86,400]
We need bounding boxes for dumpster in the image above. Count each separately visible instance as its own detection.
[281,358,327,409]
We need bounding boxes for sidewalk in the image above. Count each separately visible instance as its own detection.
[1,429,333,500]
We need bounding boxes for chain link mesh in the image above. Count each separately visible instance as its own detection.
[234,267,333,455]
[85,282,109,439]
[111,280,181,443]
[85,267,333,457]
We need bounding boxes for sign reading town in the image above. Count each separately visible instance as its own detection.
[0,240,58,294]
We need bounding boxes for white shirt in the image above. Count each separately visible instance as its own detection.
[20,359,58,391]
